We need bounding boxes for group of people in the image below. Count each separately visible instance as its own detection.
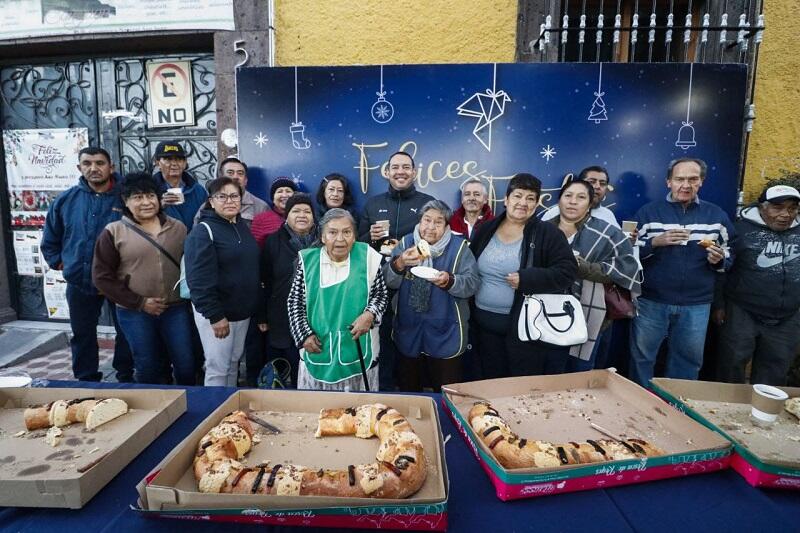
[41,141,800,393]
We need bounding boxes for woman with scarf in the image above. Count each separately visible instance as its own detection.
[550,179,641,372]
[383,200,480,392]
[258,193,318,387]
[287,208,388,391]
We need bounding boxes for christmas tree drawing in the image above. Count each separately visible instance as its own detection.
[588,63,608,124]
[588,92,607,123]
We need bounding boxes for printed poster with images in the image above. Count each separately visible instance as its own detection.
[44,269,69,319]
[12,231,46,277]
[0,0,234,41]
[3,127,87,227]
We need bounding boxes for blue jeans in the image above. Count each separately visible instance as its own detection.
[66,283,134,382]
[116,303,195,385]
[629,298,711,387]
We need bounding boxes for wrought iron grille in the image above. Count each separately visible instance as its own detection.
[98,54,218,186]
[1,53,217,320]
[517,0,764,64]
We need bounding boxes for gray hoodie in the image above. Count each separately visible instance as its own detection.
[718,205,800,321]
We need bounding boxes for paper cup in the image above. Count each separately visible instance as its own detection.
[166,187,185,204]
[750,384,788,426]
[376,219,390,238]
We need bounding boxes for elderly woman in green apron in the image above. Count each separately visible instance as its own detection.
[287,208,388,391]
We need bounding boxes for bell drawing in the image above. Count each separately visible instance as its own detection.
[675,121,696,150]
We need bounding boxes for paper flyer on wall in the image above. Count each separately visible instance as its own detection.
[3,128,88,227]
[0,0,234,41]
[12,231,46,277]
[43,269,69,319]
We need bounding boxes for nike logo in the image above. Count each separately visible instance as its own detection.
[757,251,800,268]
[378,209,388,213]
[410,208,418,213]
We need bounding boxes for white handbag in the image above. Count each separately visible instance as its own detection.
[517,293,588,346]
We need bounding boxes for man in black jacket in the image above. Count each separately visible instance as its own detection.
[358,151,435,390]
[358,151,435,248]
[714,184,800,386]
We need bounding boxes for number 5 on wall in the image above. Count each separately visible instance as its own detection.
[234,40,249,68]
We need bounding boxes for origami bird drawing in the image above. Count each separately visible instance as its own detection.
[456,88,511,152]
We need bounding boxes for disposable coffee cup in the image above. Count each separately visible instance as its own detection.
[622,220,637,234]
[166,187,184,204]
[750,384,788,427]
[376,219,390,238]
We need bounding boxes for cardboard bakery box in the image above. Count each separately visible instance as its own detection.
[651,378,800,489]
[442,369,732,500]
[0,386,186,508]
[137,389,449,531]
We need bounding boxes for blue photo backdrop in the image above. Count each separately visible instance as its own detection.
[236,62,747,221]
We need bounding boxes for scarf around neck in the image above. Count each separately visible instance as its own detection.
[408,224,452,313]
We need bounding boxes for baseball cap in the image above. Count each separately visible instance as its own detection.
[153,140,186,159]
[759,185,800,204]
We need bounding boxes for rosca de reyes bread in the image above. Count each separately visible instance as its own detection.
[24,398,128,431]
[416,239,431,259]
[468,402,663,469]
[193,404,427,498]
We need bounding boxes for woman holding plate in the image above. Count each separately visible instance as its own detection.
[383,200,480,392]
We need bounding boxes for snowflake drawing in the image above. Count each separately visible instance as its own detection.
[540,144,557,162]
[373,103,392,121]
[253,132,269,148]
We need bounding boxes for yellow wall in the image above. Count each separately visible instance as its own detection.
[742,1,800,199]
[275,0,517,66]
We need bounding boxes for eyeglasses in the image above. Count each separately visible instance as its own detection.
[212,193,242,203]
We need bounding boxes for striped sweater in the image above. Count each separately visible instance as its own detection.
[633,195,735,305]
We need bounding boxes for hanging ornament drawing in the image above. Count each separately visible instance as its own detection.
[289,67,311,150]
[675,63,697,150]
[456,63,511,152]
[371,65,394,124]
[588,62,608,124]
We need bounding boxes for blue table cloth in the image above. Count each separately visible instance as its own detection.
[1,381,797,532]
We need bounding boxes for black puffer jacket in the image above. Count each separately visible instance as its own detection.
[184,208,261,323]
[357,184,435,246]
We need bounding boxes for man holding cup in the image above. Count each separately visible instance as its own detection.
[358,151,435,390]
[358,151,435,252]
[628,158,735,387]
[152,140,208,231]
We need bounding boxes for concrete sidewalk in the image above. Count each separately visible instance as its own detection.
[0,320,119,383]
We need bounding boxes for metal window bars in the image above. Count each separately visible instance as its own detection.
[519,0,764,64]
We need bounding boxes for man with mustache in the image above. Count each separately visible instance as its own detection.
[714,184,800,386]
[449,177,494,240]
[42,147,134,382]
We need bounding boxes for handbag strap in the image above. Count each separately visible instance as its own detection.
[541,299,576,333]
[122,219,180,268]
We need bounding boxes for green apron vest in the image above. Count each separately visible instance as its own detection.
[300,243,374,383]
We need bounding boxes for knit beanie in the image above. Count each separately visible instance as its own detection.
[270,177,297,200]
[284,193,314,216]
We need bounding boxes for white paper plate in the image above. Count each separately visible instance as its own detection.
[410,266,440,280]
[0,375,32,388]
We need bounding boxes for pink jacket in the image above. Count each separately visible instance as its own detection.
[251,209,285,248]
